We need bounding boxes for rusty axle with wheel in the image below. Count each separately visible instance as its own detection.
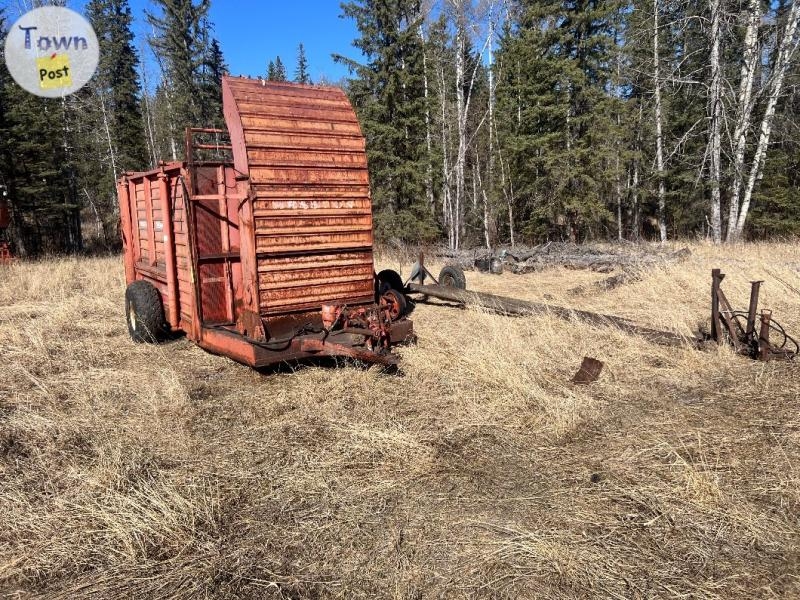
[379,252,688,348]
[379,256,796,361]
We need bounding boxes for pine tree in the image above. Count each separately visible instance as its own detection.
[295,43,311,84]
[267,60,276,80]
[146,0,212,158]
[274,56,287,81]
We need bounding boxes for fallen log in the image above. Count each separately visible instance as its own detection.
[569,269,643,295]
[511,247,691,274]
[408,283,692,347]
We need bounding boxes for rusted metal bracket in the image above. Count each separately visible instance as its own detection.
[406,252,439,287]
[571,357,604,384]
[299,338,399,366]
[710,269,798,361]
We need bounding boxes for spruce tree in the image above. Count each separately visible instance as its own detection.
[198,37,228,128]
[496,0,623,242]
[336,0,437,242]
[0,6,85,254]
[295,43,311,84]
[1,84,82,254]
[87,0,146,172]
[146,0,212,157]
[274,56,287,81]
[83,0,147,242]
[267,57,287,81]
[0,9,11,249]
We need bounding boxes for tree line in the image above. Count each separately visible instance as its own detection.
[1,0,798,256]
[340,0,800,247]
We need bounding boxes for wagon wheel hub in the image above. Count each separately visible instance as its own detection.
[380,290,406,322]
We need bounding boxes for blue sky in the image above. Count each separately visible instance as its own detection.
[167,0,363,82]
[7,1,363,83]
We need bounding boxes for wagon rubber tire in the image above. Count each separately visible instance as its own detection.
[376,269,406,296]
[438,265,467,290]
[125,280,166,343]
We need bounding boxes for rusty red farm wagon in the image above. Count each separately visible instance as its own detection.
[117,77,413,367]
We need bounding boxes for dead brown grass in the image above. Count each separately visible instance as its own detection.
[0,243,799,599]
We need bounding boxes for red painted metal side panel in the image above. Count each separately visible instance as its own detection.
[117,178,135,284]
[158,172,179,328]
[170,173,195,330]
[121,164,200,337]
[184,164,245,326]
[222,77,375,319]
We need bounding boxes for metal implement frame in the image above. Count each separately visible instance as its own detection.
[118,77,414,369]
[403,260,797,362]
[709,269,797,361]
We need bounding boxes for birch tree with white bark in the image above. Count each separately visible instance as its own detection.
[707,0,723,243]
[728,0,800,239]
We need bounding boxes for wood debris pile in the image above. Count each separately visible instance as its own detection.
[434,243,692,275]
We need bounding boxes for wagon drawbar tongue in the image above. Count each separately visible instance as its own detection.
[117,76,413,369]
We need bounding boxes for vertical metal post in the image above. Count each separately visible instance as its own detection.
[218,164,234,323]
[185,127,194,169]
[711,269,721,342]
[128,179,141,264]
[745,280,762,337]
[759,310,772,361]
[143,175,157,267]
[117,176,136,284]
[159,171,180,330]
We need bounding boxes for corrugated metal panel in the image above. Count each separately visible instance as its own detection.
[223,77,374,317]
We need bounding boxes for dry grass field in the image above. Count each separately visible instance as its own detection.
[0,242,799,599]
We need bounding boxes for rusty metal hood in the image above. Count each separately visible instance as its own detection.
[222,76,375,318]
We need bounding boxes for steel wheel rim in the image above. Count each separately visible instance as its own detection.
[129,301,137,330]
[381,293,402,321]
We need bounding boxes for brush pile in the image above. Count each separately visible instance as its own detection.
[437,242,692,274]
